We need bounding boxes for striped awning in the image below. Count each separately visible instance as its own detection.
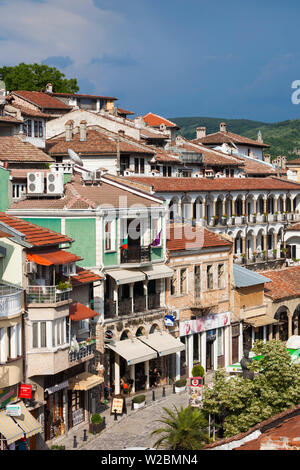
[13,402,42,439]
[0,409,24,445]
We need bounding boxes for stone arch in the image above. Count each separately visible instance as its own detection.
[274,306,290,341]
[136,326,146,337]
[193,196,204,220]
[181,194,192,220]
[149,323,161,334]
[168,196,179,221]
[120,329,131,341]
[292,305,300,336]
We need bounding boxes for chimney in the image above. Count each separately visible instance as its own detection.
[257,130,263,143]
[118,129,125,137]
[65,120,73,142]
[45,83,53,94]
[220,122,227,132]
[264,153,271,164]
[80,120,87,141]
[281,155,287,169]
[196,127,206,139]
[134,116,145,129]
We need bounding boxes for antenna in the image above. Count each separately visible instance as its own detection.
[68,148,84,167]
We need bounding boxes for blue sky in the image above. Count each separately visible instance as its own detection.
[1,0,300,122]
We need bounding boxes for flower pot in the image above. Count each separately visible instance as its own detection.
[89,420,105,434]
[133,401,145,410]
[175,386,186,394]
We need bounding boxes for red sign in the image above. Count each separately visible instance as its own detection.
[18,384,32,399]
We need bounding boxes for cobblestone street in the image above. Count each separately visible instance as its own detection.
[82,390,189,450]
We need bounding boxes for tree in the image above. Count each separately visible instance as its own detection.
[150,405,210,450]
[0,63,79,93]
[202,340,300,437]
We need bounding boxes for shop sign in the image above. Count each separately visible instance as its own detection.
[6,403,22,417]
[104,329,114,342]
[18,384,32,399]
[164,314,175,327]
[179,312,230,337]
[0,385,18,409]
[111,397,124,415]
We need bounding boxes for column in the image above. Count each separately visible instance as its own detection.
[187,334,193,378]
[268,324,273,341]
[130,364,135,394]
[114,354,120,395]
[224,326,230,366]
[241,236,246,255]
[263,326,267,343]
[288,315,293,338]
[283,196,286,213]
[145,360,150,390]
[129,283,134,314]
[274,197,278,214]
[222,199,226,216]
[238,323,243,362]
[263,197,267,214]
[114,284,119,316]
[253,234,257,254]
[213,335,218,371]
[263,234,267,252]
[251,328,255,348]
[273,232,278,257]
[242,198,246,216]
[212,199,216,217]
[253,198,257,215]
[176,351,181,381]
[143,280,148,311]
[200,331,206,373]
[231,199,235,216]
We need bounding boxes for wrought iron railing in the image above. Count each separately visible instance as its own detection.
[121,245,151,264]
[69,341,96,363]
[148,293,160,310]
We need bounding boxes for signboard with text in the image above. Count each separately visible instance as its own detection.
[179,312,230,337]
[18,384,32,399]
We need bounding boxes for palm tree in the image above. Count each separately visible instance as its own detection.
[150,405,210,450]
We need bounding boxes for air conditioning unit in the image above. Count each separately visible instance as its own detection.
[47,172,64,194]
[27,172,45,194]
[26,261,37,274]
[92,171,102,180]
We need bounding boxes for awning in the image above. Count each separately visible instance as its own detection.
[0,409,24,445]
[138,332,185,356]
[13,402,42,439]
[141,264,174,280]
[106,337,157,365]
[69,302,99,321]
[106,269,145,285]
[244,314,278,328]
[68,372,104,391]
[44,380,69,395]
[27,250,82,266]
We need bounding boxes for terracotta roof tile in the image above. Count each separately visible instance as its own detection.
[0,136,54,163]
[68,267,104,287]
[261,266,300,300]
[0,212,73,247]
[143,112,179,129]
[167,223,232,251]
[11,91,71,110]
[193,130,270,148]
[47,128,154,156]
[123,176,300,192]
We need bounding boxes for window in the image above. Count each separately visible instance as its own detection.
[194,265,201,298]
[179,268,187,294]
[34,120,39,137]
[38,121,43,138]
[0,327,5,362]
[170,273,177,296]
[13,184,26,199]
[105,221,112,251]
[27,120,32,137]
[207,265,213,290]
[32,323,38,348]
[134,158,145,174]
[151,217,161,246]
[218,264,225,289]
[217,328,224,356]
[40,322,47,348]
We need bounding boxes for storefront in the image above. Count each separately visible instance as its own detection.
[106,332,185,395]
[0,400,42,450]
[179,311,231,375]
[44,380,69,441]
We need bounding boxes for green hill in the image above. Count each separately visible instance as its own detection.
[170,116,300,161]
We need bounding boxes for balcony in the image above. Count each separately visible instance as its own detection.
[26,285,72,304]
[0,284,23,318]
[148,292,160,310]
[121,246,151,264]
[104,299,117,319]
[69,339,96,363]
[104,293,162,320]
[118,297,132,316]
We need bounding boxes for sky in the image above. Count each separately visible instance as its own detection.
[1,0,300,122]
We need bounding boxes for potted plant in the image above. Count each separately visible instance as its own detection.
[281,247,287,257]
[262,250,267,260]
[132,394,146,409]
[250,212,256,223]
[174,378,187,393]
[272,249,277,259]
[241,253,247,264]
[89,413,105,434]
[192,365,205,384]
[50,445,66,450]
[252,251,257,262]
[56,280,72,292]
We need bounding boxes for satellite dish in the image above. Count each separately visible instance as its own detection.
[68,148,83,166]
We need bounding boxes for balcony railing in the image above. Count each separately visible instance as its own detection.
[121,245,151,264]
[118,297,132,316]
[27,285,72,304]
[134,295,146,313]
[148,293,160,310]
[0,284,23,317]
[104,299,117,319]
[69,341,96,363]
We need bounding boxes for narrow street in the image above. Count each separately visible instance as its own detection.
[82,391,189,450]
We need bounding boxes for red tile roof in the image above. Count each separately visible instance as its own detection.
[47,128,154,156]
[69,302,99,321]
[68,267,104,287]
[0,212,73,247]
[0,115,23,124]
[143,112,179,129]
[261,266,300,300]
[11,103,53,119]
[167,223,232,251]
[0,136,54,163]
[123,176,300,192]
[51,92,117,101]
[193,130,270,148]
[11,91,72,110]
[9,172,163,211]
[27,250,81,266]
[286,157,300,165]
